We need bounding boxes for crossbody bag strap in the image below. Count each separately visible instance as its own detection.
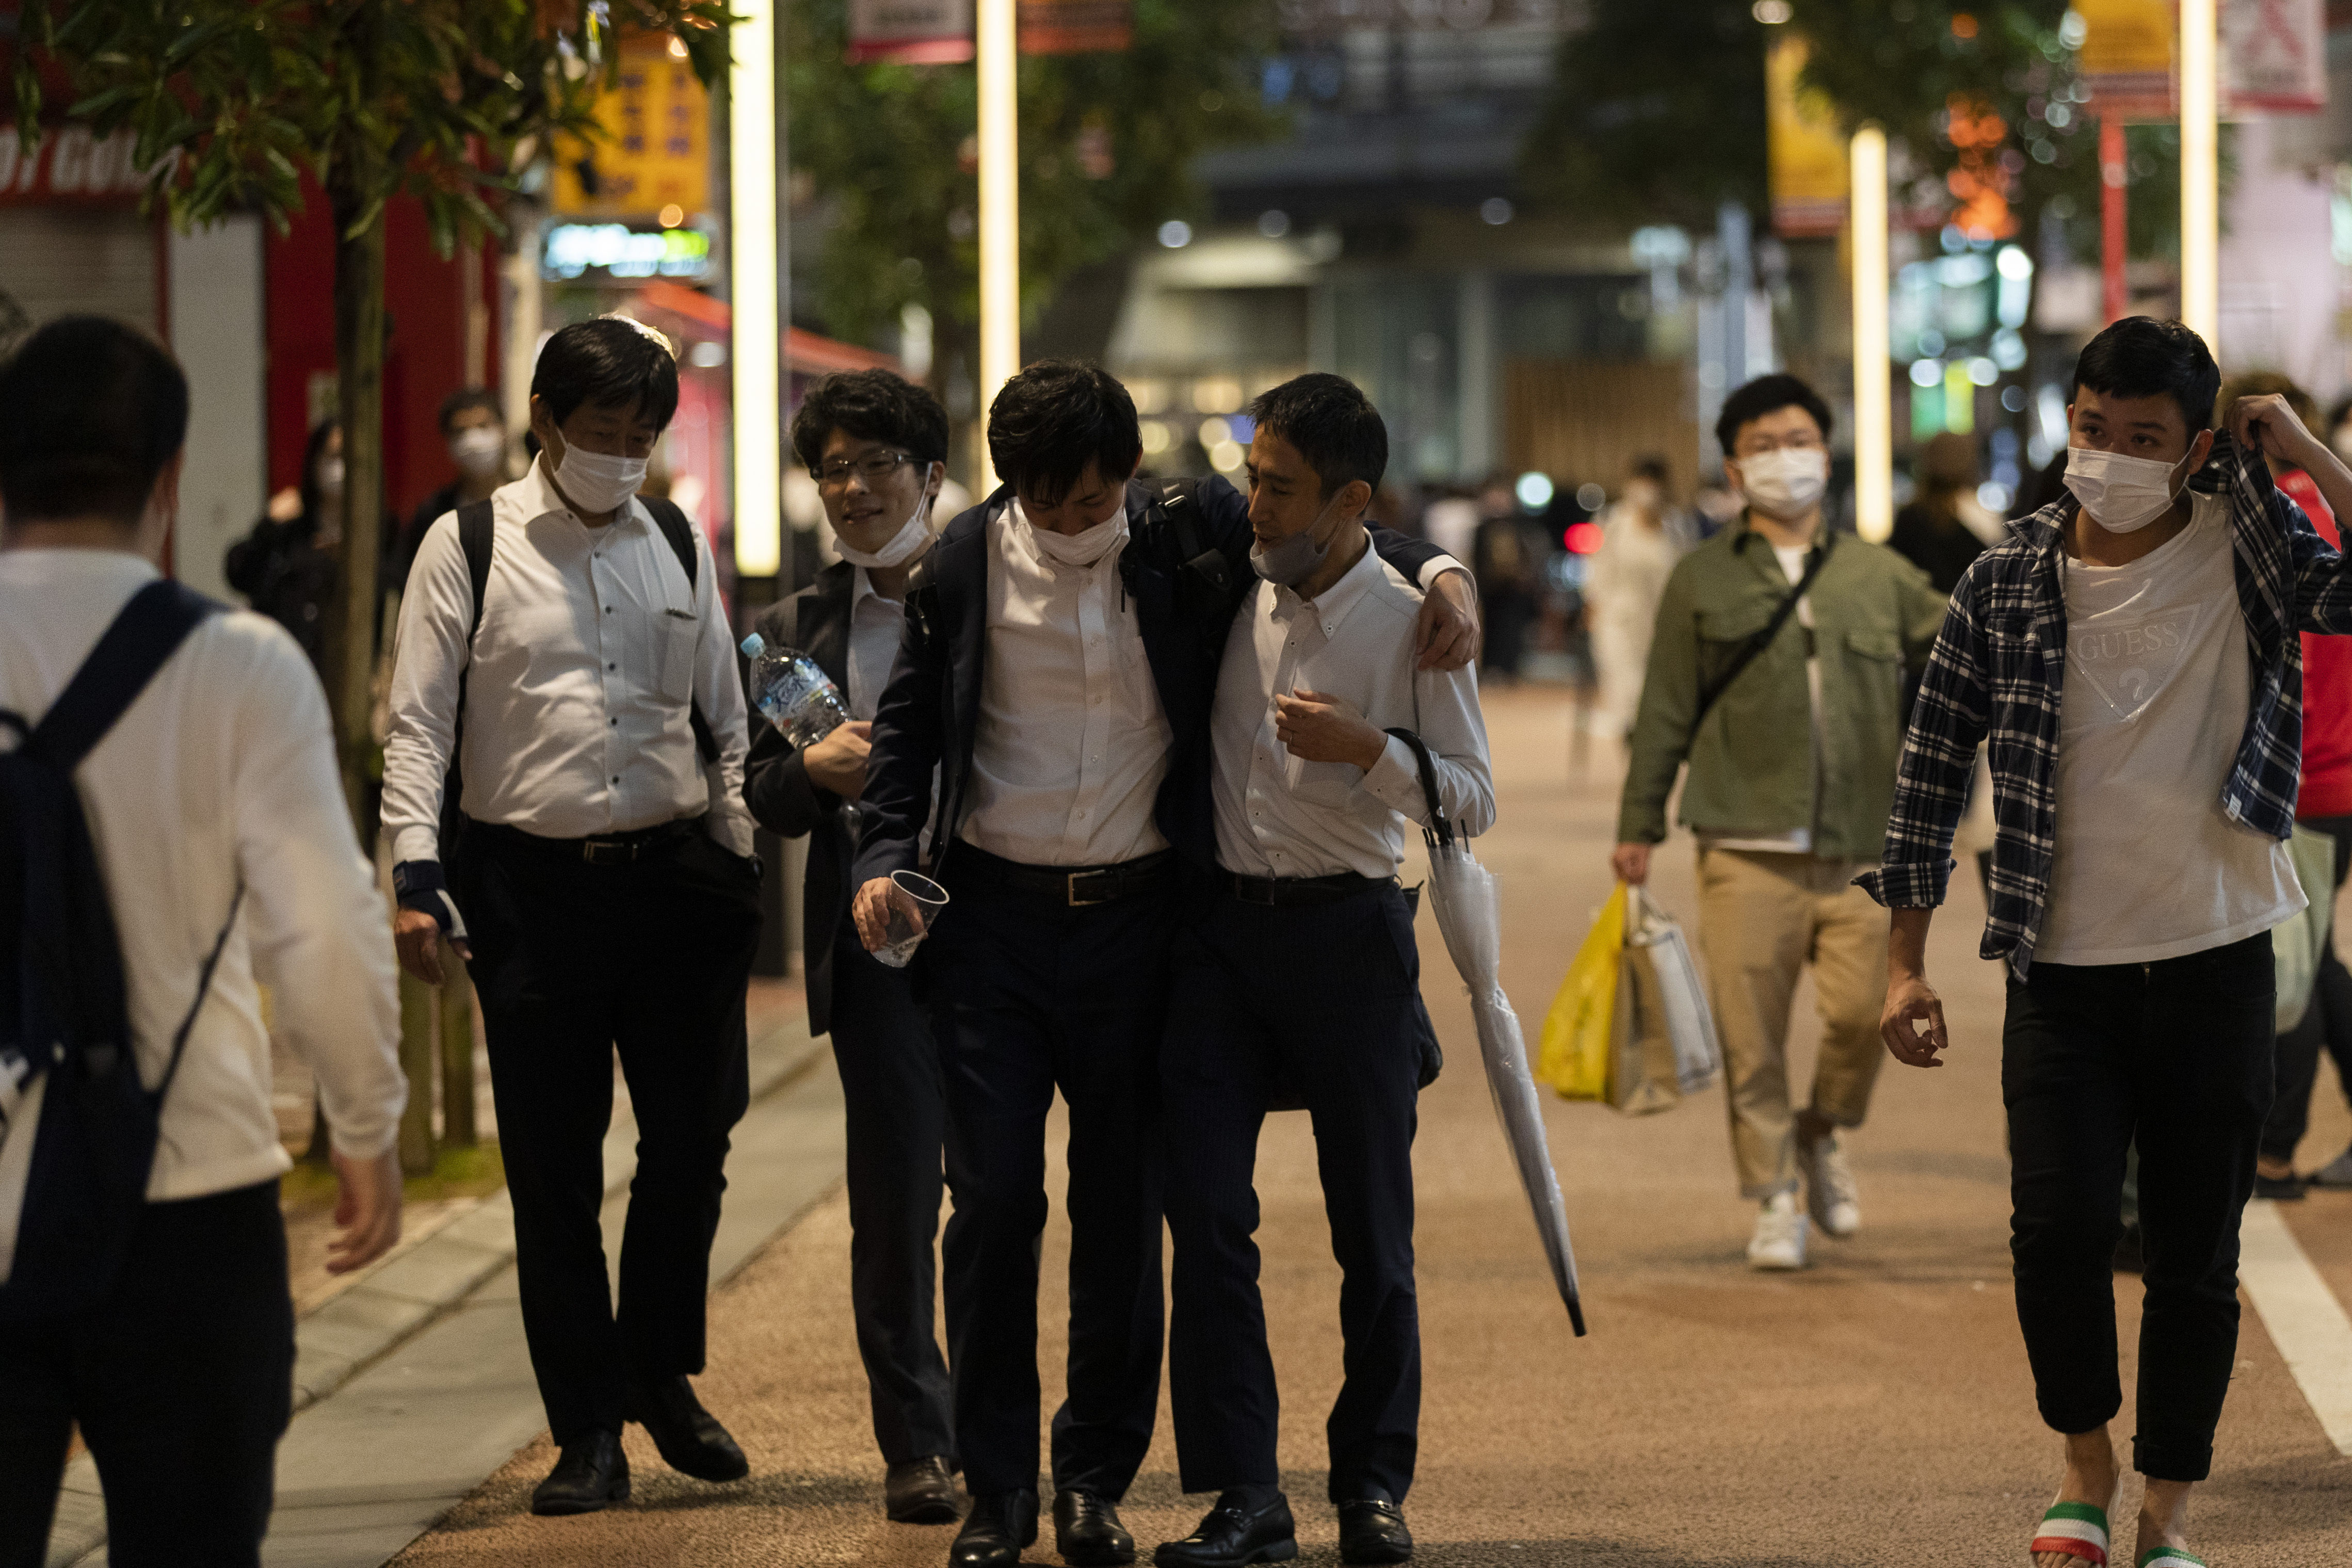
[1687,530,1836,740]
[155,884,243,1103]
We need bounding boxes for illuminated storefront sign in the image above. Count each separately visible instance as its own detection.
[542,224,713,280]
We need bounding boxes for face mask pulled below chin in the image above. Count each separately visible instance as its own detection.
[554,444,648,515]
[1737,447,1829,522]
[2063,445,2192,534]
[834,487,935,570]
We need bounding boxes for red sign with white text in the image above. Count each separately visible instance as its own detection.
[0,125,159,204]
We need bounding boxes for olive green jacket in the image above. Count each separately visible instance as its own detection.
[1616,520,1948,863]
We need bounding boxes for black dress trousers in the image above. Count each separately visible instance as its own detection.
[461,825,761,1446]
[919,856,1174,1501]
[1161,883,1425,1506]
[829,926,956,1466]
[0,1181,293,1568]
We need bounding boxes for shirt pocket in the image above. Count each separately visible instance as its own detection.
[1845,627,1903,663]
[1283,748,1363,809]
[657,607,701,706]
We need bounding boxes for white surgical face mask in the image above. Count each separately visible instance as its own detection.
[449,427,505,480]
[553,442,648,515]
[315,455,345,499]
[1020,503,1125,568]
[2063,444,2193,534]
[834,481,937,570]
[1737,446,1829,522]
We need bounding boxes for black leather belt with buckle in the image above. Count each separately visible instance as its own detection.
[474,816,705,865]
[958,846,1178,907]
[1226,870,1392,908]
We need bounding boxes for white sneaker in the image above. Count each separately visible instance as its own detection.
[1798,1131,1862,1238]
[1747,1192,1809,1270]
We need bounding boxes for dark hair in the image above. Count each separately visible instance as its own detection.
[2071,316,2220,437]
[532,315,680,430]
[986,360,1140,506]
[791,369,951,473]
[1630,454,1671,485]
[1716,373,1834,456]
[2216,369,2316,433]
[0,315,189,526]
[297,418,338,530]
[437,386,503,434]
[1248,373,1388,498]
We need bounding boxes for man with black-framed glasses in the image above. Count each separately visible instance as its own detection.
[743,369,962,1526]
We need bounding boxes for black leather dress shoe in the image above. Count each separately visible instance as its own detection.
[530,1430,629,1516]
[1336,1498,1413,1565]
[625,1375,749,1482]
[888,1456,963,1524]
[1152,1494,1297,1567]
[949,1488,1039,1568]
[1054,1488,1136,1565]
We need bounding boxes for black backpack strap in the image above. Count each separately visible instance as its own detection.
[1688,530,1836,739]
[27,580,217,771]
[1382,726,1455,850]
[643,497,720,767]
[457,500,496,646]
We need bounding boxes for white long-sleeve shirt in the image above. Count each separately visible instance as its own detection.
[381,463,753,864]
[0,549,405,1200]
[1212,540,1495,880]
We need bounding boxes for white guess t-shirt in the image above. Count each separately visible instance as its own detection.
[2036,492,2304,965]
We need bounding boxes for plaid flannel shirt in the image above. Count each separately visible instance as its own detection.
[1856,429,2352,974]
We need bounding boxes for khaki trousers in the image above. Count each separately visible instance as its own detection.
[1695,846,1889,1199]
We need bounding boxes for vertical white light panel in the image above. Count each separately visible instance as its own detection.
[2179,0,2219,350]
[976,0,1019,494]
[1850,125,1892,543]
[731,5,783,576]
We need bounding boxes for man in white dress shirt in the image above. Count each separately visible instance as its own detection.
[381,318,763,1515]
[848,361,1478,1568]
[1152,375,1492,1568]
[0,317,407,1566]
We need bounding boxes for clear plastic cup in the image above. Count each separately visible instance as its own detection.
[875,870,949,968]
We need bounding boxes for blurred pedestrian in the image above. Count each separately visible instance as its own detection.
[846,361,1475,1568]
[223,418,342,674]
[1585,455,1689,739]
[380,317,762,1516]
[740,369,960,1525]
[1472,477,1539,679]
[392,389,510,594]
[1153,376,1492,1568]
[1613,373,1944,1272]
[1872,319,2352,1568]
[2220,373,2352,1197]
[1890,432,2005,595]
[0,317,405,1566]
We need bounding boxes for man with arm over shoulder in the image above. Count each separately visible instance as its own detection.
[847,361,1480,1568]
[741,369,960,1525]
[381,316,762,1517]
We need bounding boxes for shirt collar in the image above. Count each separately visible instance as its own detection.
[0,546,159,588]
[1277,532,1382,633]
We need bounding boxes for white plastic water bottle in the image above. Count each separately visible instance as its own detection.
[740,633,850,749]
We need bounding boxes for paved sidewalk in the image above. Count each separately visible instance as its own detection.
[382,686,2352,1567]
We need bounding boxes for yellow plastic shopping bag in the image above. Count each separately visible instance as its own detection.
[1536,884,1625,1100]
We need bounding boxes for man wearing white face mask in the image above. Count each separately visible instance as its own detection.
[1868,318,2352,1568]
[381,317,763,1516]
[392,389,510,592]
[1614,374,1946,1272]
[740,370,963,1525]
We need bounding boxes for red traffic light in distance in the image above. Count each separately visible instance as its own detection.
[1564,521,1604,555]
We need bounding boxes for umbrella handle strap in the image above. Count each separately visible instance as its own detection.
[1383,726,1454,849]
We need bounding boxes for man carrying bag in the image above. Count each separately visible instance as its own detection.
[1611,374,1945,1271]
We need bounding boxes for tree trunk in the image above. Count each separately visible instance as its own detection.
[325,186,389,834]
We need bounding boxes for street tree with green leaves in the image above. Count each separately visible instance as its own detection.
[5,1,728,821]
[786,0,1282,397]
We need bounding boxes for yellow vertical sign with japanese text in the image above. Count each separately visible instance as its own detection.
[1767,36,1849,237]
[551,35,711,221]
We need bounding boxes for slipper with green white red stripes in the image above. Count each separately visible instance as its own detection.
[2029,1501,2110,1566]
[2135,1550,2208,1568]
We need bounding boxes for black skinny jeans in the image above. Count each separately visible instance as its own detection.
[2003,932,2272,1482]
